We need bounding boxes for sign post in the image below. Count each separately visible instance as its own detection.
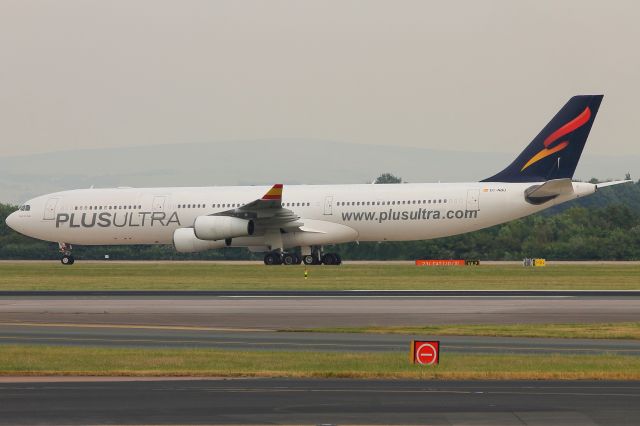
[410,340,440,365]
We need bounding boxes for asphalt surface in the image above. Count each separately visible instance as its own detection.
[2,294,639,328]
[1,323,639,356]
[1,378,638,425]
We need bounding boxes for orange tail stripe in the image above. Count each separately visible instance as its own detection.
[521,141,569,172]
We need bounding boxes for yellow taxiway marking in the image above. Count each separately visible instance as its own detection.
[0,322,271,333]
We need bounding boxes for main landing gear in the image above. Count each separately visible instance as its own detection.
[302,246,342,266]
[59,243,74,265]
[264,249,342,266]
[263,252,303,265]
[302,253,341,265]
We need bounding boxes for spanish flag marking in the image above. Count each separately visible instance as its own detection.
[262,184,283,200]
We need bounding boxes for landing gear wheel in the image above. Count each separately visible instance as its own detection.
[264,252,283,266]
[321,253,337,265]
[282,253,299,265]
[302,255,316,265]
[322,253,342,266]
[61,255,74,265]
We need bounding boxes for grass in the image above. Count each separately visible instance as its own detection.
[1,344,639,380]
[0,263,639,290]
[286,323,640,340]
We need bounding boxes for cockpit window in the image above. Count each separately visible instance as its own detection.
[18,204,30,211]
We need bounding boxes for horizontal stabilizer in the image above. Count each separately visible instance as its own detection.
[596,180,633,189]
[524,178,574,204]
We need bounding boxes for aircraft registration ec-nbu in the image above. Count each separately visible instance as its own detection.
[5,95,630,266]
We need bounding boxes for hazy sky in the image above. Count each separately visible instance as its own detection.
[1,0,639,158]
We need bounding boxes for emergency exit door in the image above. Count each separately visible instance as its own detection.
[466,189,480,211]
[152,196,167,212]
[323,196,333,215]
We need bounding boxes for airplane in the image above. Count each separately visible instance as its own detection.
[5,95,631,266]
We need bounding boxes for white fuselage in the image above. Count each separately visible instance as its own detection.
[6,181,596,251]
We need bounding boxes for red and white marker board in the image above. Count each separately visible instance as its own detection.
[410,340,440,365]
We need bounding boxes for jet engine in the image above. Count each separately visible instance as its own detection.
[193,216,255,241]
[173,228,226,253]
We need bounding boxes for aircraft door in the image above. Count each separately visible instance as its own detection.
[323,196,333,215]
[43,198,59,220]
[152,196,167,212]
[466,189,480,211]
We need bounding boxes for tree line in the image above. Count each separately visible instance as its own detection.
[1,179,639,261]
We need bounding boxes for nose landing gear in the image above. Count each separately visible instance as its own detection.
[58,243,74,265]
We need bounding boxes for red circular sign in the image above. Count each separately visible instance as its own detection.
[415,342,439,365]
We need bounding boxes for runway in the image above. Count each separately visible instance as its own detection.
[2,323,639,355]
[1,292,639,328]
[0,378,638,425]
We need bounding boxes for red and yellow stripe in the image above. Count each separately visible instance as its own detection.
[521,106,591,172]
[262,184,283,200]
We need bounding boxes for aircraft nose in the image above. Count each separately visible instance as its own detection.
[5,211,18,231]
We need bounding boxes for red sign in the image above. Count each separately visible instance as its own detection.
[415,260,465,266]
[411,340,440,365]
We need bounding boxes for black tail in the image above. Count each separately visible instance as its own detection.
[482,95,603,183]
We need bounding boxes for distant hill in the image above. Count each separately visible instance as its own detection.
[0,139,637,203]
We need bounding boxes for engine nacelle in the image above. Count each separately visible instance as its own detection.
[173,228,226,253]
[193,216,255,241]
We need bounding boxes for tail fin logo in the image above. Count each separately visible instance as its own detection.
[520,107,591,172]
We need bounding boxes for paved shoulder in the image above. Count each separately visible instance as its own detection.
[0,379,637,425]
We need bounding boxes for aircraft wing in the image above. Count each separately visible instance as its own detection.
[213,184,302,229]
